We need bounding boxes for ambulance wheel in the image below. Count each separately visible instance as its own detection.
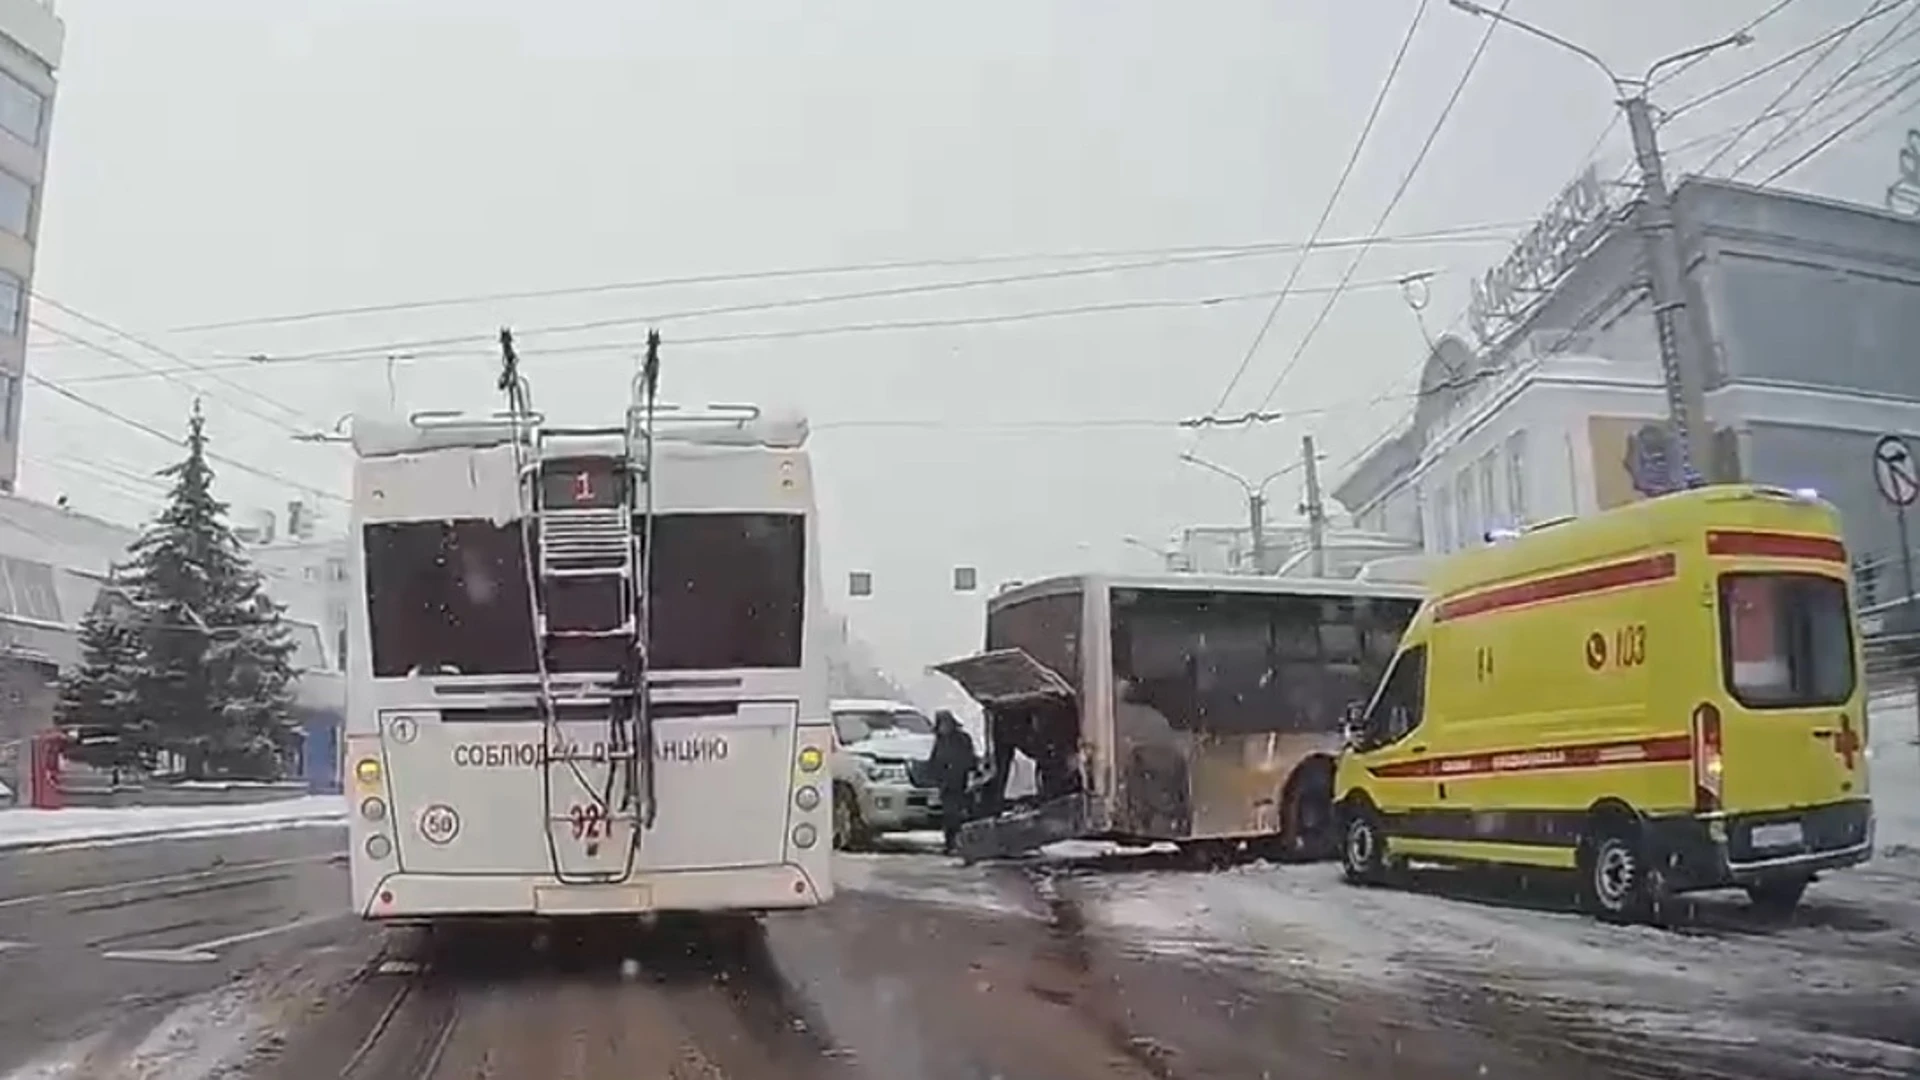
[833,784,871,852]
[1580,825,1655,923]
[1745,875,1810,917]
[1340,803,1391,886]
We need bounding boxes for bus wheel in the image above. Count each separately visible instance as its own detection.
[1282,766,1336,862]
[1745,875,1810,917]
[833,785,870,852]
[1580,824,1654,923]
[1340,804,1389,885]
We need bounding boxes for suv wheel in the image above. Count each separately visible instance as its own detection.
[833,784,869,852]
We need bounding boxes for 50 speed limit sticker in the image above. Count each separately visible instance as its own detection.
[419,803,461,845]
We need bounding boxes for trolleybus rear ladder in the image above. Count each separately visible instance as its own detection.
[499,330,661,885]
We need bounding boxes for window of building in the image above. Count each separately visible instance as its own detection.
[0,70,44,147]
[1432,486,1453,553]
[0,168,32,237]
[1505,430,1529,522]
[0,556,60,622]
[1454,470,1476,547]
[0,371,17,441]
[1477,451,1500,527]
[0,270,21,337]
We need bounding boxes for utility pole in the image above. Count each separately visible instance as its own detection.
[1449,1,1750,490]
[1623,96,1711,489]
[1179,452,1304,575]
[1300,435,1328,577]
[1248,488,1268,576]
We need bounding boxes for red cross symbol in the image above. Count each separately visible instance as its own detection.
[1832,713,1861,770]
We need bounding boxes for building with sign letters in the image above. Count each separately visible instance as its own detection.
[1334,175,1920,606]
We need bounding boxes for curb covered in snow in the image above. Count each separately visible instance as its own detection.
[0,795,347,854]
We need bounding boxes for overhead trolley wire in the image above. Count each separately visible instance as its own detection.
[1757,60,1920,182]
[207,223,1525,368]
[1695,0,1907,175]
[29,319,320,439]
[24,370,346,504]
[1197,0,1435,428]
[1240,0,1514,421]
[33,294,319,429]
[59,272,1451,386]
[1730,0,1920,175]
[170,222,1524,340]
[1662,56,1920,167]
[1655,0,1804,90]
[1668,0,1915,121]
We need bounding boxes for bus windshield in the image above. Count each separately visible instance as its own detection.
[362,511,807,677]
[1109,586,1417,735]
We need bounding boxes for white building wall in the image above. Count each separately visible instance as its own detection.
[246,536,350,669]
[0,0,60,492]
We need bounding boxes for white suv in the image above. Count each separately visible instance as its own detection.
[829,698,941,849]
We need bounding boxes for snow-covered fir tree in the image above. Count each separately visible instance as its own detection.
[120,402,300,779]
[51,585,150,774]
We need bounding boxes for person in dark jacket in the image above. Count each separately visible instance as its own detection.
[926,709,979,854]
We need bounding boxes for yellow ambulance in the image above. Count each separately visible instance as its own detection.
[1334,484,1874,922]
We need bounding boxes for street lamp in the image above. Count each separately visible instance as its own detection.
[1179,452,1304,574]
[1448,0,1752,491]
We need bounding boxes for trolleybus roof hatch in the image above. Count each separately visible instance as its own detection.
[931,648,1075,708]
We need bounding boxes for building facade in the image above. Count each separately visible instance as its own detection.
[0,0,60,493]
[246,534,350,670]
[0,494,343,794]
[1335,176,1920,605]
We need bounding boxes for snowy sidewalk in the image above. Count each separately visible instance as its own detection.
[0,794,346,853]
[1869,692,1920,858]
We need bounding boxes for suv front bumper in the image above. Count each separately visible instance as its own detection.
[858,782,942,831]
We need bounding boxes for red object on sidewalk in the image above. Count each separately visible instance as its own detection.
[28,729,63,809]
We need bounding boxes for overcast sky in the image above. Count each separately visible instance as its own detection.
[20,0,1917,681]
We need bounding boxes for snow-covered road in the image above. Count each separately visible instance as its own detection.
[840,696,1920,1077]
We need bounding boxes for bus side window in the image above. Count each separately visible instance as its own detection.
[1359,645,1428,751]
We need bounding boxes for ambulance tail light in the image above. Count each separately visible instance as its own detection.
[1693,702,1724,814]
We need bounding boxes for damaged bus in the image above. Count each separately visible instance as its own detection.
[935,572,1421,863]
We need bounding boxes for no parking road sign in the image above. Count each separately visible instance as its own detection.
[1875,434,1919,507]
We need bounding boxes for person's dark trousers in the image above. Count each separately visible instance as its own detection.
[939,787,970,853]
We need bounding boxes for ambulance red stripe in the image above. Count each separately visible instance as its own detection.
[1366,734,1693,780]
[1433,553,1676,623]
[1705,529,1846,563]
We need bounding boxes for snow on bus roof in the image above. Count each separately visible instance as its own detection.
[988,571,1424,609]
[348,405,809,458]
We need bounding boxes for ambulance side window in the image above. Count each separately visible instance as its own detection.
[1358,645,1427,751]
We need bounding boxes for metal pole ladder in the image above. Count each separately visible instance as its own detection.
[528,425,651,885]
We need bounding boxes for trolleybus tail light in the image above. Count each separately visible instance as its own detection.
[794,785,821,812]
[792,823,819,849]
[797,746,824,773]
[360,796,388,821]
[354,758,382,786]
[365,834,393,860]
[1693,702,1724,814]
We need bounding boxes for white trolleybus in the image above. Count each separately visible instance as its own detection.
[343,377,832,923]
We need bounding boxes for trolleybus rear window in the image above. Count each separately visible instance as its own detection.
[363,512,806,677]
[1109,588,1418,736]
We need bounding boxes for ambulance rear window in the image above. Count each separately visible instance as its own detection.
[1718,573,1854,709]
